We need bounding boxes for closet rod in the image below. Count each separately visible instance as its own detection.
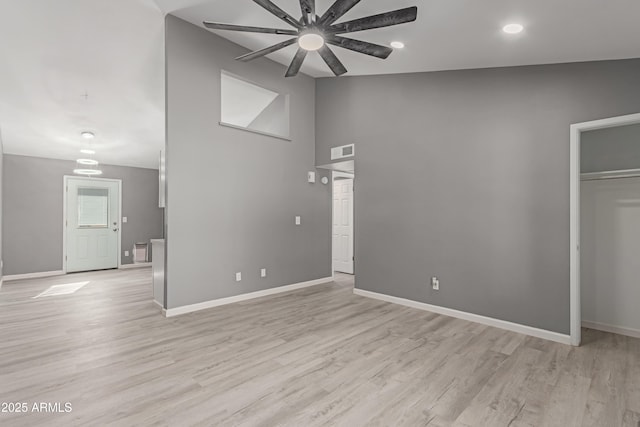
[581,168,640,182]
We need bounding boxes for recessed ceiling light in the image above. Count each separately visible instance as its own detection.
[80,149,96,155]
[76,159,99,166]
[298,32,325,51]
[503,23,524,34]
[81,131,95,139]
[390,41,405,49]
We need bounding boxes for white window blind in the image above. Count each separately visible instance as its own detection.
[78,187,109,228]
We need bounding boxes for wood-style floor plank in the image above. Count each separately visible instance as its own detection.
[0,270,638,426]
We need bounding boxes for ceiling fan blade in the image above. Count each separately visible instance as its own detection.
[329,6,417,34]
[318,0,361,26]
[235,38,297,62]
[253,0,302,29]
[326,35,392,59]
[203,21,298,35]
[299,0,316,25]
[285,48,308,77]
[318,45,347,76]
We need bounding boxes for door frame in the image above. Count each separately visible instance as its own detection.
[63,176,123,273]
[332,171,355,274]
[569,112,640,346]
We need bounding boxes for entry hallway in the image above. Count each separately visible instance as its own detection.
[0,270,639,426]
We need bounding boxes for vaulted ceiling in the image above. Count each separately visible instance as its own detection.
[169,0,640,77]
[0,0,164,169]
[1,0,639,168]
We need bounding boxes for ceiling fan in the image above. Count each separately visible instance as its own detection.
[203,0,418,77]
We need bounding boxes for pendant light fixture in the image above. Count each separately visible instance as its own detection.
[73,168,103,176]
[75,130,102,176]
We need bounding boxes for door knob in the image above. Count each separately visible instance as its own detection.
[113,228,119,232]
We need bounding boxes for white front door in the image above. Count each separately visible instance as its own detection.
[65,177,120,273]
[333,178,354,274]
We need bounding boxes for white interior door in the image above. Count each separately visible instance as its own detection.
[581,176,640,335]
[65,177,120,273]
[333,178,354,274]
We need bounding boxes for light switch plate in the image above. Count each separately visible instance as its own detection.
[236,272,242,282]
[307,171,316,183]
[261,268,267,278]
[122,217,128,223]
[295,216,301,225]
[124,251,130,257]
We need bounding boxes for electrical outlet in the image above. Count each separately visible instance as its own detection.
[235,272,242,282]
[261,268,267,278]
[122,216,128,223]
[124,251,130,257]
[431,277,440,290]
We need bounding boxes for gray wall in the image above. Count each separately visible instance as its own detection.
[581,123,640,173]
[316,59,640,334]
[2,155,163,276]
[165,16,331,309]
[0,133,3,282]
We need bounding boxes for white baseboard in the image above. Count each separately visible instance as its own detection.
[3,270,66,282]
[165,276,333,317]
[120,262,152,270]
[353,288,572,345]
[582,320,640,339]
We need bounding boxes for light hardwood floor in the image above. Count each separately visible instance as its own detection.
[0,270,639,427]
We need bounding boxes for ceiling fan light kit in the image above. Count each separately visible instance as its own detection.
[203,0,418,77]
[298,31,325,51]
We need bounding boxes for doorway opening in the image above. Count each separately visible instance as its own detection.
[332,171,354,279]
[569,113,640,346]
[63,176,122,273]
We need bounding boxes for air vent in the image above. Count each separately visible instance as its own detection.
[331,144,355,160]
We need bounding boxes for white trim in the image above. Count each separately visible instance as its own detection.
[333,171,355,180]
[63,176,122,273]
[354,288,572,345]
[3,270,66,282]
[218,121,292,142]
[569,123,581,346]
[164,277,333,317]
[119,262,152,270]
[63,176,67,272]
[582,320,640,339]
[569,113,640,347]
[581,168,640,182]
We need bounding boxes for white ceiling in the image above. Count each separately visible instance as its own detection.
[1,0,639,168]
[170,0,640,78]
[0,0,165,169]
